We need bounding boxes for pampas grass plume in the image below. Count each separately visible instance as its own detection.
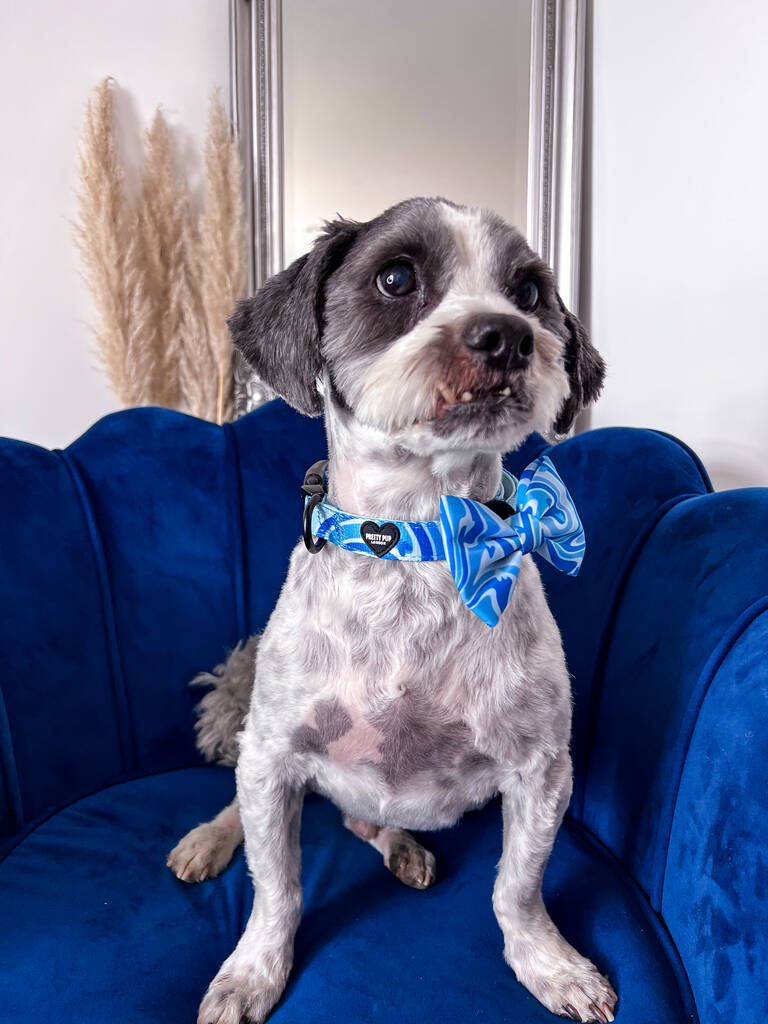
[199,92,246,424]
[74,79,141,405]
[74,79,247,422]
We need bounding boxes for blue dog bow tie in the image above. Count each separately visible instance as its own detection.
[438,456,584,626]
[304,455,584,628]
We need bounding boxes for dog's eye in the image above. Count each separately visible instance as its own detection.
[376,262,416,297]
[516,279,540,312]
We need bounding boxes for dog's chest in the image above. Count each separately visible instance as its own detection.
[265,545,550,824]
[287,553,491,779]
[291,686,486,790]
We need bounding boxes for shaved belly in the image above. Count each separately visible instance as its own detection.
[291,691,499,830]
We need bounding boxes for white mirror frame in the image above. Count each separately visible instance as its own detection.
[229,0,586,415]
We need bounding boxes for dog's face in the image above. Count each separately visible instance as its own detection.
[229,198,604,454]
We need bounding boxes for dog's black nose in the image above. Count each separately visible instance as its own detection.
[462,314,535,371]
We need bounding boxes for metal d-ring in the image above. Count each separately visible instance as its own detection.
[302,493,326,553]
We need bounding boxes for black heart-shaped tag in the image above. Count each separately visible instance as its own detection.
[360,520,400,557]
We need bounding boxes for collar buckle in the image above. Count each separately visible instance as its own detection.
[301,460,329,553]
[301,459,329,498]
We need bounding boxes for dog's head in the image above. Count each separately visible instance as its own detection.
[229,198,604,454]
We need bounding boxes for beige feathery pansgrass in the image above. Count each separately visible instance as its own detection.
[74,79,246,422]
[74,79,140,405]
[198,92,246,424]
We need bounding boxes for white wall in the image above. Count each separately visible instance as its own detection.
[0,0,228,449]
[589,0,768,488]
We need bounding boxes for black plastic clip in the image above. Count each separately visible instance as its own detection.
[484,498,515,520]
[301,460,329,553]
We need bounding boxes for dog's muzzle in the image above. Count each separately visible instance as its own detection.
[462,313,534,374]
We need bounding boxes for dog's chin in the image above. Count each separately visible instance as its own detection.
[389,391,544,457]
[342,356,569,457]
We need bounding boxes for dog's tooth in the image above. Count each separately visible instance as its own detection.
[437,381,455,405]
[499,386,511,396]
[460,391,473,402]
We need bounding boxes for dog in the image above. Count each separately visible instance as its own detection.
[167,197,613,1024]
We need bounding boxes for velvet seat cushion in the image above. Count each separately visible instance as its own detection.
[0,766,695,1023]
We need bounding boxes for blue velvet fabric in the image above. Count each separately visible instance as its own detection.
[662,608,768,1024]
[0,401,765,1023]
[0,769,692,1023]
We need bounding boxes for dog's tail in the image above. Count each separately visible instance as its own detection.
[190,634,259,767]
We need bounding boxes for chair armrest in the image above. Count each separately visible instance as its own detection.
[579,483,768,1022]
[0,402,324,850]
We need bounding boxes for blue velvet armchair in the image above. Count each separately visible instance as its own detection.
[0,401,765,1023]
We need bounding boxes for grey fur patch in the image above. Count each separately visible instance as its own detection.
[291,699,353,755]
[191,635,258,766]
[291,725,327,756]
[461,750,496,772]
[367,689,473,788]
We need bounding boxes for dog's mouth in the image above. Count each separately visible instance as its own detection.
[413,363,535,439]
[433,379,516,419]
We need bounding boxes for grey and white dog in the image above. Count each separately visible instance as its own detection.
[167,197,613,1024]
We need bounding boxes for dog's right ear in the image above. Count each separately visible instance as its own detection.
[552,295,606,434]
[227,218,361,416]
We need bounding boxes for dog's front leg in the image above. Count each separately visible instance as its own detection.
[198,756,303,1024]
[493,755,617,1023]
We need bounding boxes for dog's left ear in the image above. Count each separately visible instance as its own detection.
[227,218,361,416]
[553,295,606,434]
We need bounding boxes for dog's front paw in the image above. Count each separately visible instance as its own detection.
[548,965,617,1023]
[167,823,236,883]
[197,967,285,1024]
[508,939,617,1022]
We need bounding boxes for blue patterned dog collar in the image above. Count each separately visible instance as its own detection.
[300,456,584,627]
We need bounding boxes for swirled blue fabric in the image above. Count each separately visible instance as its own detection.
[310,455,584,627]
[439,455,585,626]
